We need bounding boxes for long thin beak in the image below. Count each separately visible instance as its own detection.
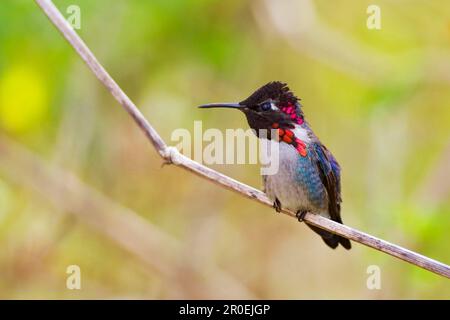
[198,103,243,109]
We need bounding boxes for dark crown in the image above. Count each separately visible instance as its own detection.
[239,81,300,106]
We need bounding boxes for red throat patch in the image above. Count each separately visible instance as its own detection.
[280,102,304,125]
[271,123,307,157]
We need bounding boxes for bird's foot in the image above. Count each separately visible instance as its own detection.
[273,198,282,213]
[296,210,308,222]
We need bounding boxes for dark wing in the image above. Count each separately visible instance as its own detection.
[310,142,351,249]
[312,143,342,222]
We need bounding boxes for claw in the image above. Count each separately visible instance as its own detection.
[296,210,307,222]
[273,198,282,213]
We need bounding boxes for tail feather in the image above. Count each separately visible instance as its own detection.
[305,223,351,250]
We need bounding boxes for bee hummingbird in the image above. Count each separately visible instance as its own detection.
[199,81,351,249]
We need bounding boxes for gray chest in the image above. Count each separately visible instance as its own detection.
[263,142,328,214]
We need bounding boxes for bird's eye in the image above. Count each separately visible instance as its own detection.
[260,101,272,111]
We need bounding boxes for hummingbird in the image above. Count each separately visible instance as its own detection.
[199,81,351,249]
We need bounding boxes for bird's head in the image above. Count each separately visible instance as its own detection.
[199,81,304,138]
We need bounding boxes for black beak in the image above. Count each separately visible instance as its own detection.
[198,103,243,110]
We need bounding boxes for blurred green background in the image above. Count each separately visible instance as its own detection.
[0,0,449,299]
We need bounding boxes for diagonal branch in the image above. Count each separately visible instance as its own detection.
[35,0,450,279]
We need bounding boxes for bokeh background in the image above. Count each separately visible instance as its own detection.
[0,0,449,299]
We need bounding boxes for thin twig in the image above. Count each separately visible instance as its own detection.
[35,0,450,279]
